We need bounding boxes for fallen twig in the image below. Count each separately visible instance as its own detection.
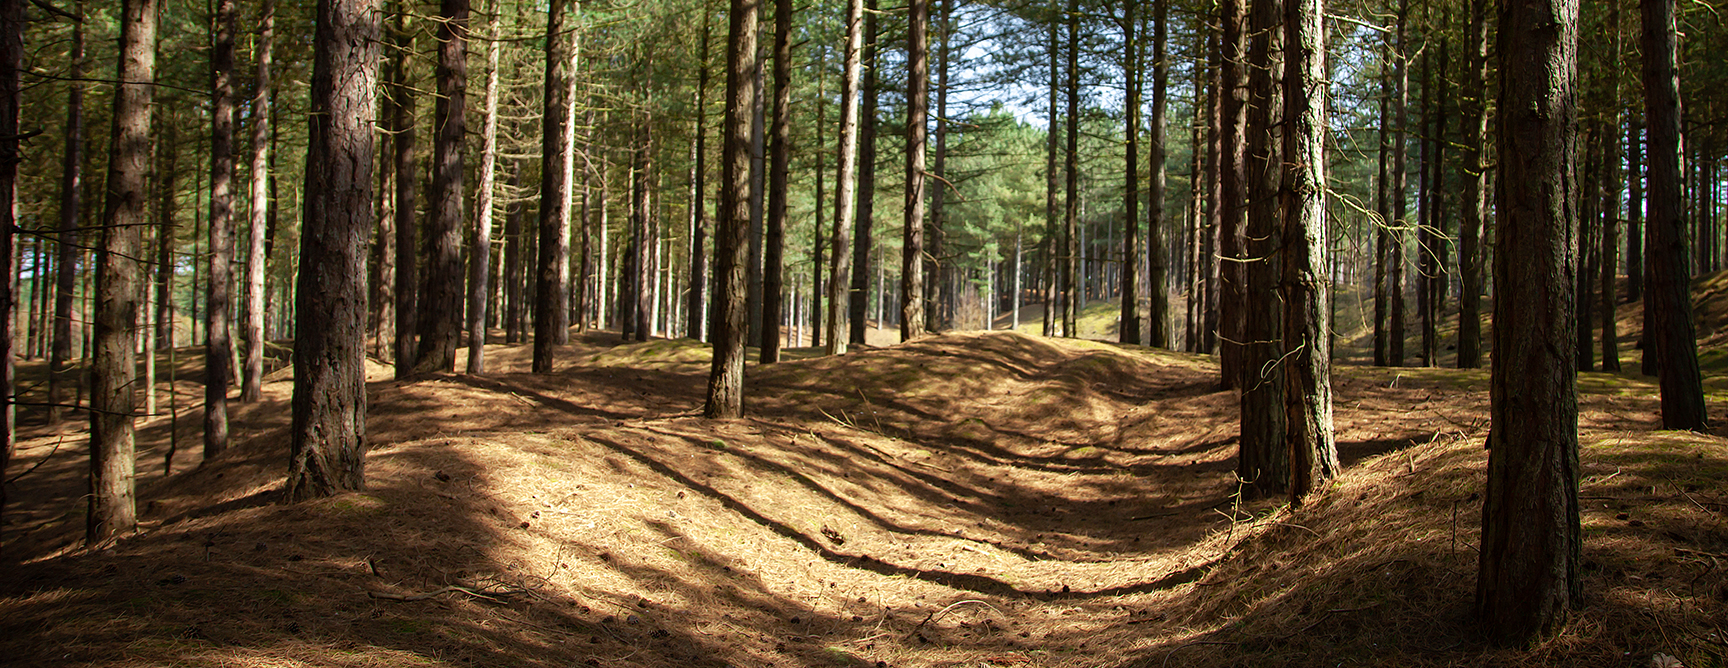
[369,584,508,603]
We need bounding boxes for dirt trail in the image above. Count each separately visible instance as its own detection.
[1,329,1723,668]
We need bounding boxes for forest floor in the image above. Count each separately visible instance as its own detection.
[2,287,1728,667]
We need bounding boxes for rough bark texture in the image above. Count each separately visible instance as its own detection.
[1145,0,1169,348]
[1282,0,1336,504]
[1475,0,1582,642]
[1455,0,1488,369]
[827,0,863,354]
[1217,0,1248,388]
[242,0,275,401]
[533,0,573,373]
[901,0,928,342]
[1389,0,1408,368]
[1238,0,1285,496]
[1640,0,1708,431]
[205,0,237,459]
[762,0,792,362]
[1062,0,1079,336]
[288,0,378,502]
[414,0,467,374]
[849,0,878,347]
[467,4,499,374]
[89,0,158,543]
[387,4,418,375]
[705,0,758,418]
[0,0,21,553]
[1120,0,1141,345]
[48,5,84,424]
[687,10,712,341]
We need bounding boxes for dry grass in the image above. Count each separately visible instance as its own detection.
[1,323,1724,668]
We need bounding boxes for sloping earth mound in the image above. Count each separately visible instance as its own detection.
[1,330,1723,668]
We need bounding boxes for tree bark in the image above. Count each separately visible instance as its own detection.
[466,2,499,373]
[288,0,379,501]
[705,0,758,418]
[0,0,21,555]
[48,3,84,424]
[849,0,879,346]
[89,0,158,543]
[762,0,792,362]
[414,0,468,374]
[1218,0,1248,386]
[1146,0,1170,348]
[1640,0,1708,430]
[533,0,574,373]
[205,0,238,459]
[901,0,929,342]
[1389,0,1408,368]
[687,6,713,341]
[1455,0,1488,369]
[1120,0,1141,345]
[387,3,418,375]
[1475,0,1582,641]
[1239,0,1285,496]
[827,0,864,354]
[1062,0,1080,336]
[242,0,274,401]
[1282,0,1336,504]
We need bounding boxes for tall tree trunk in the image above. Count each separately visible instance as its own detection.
[1455,0,1487,368]
[1218,0,1248,386]
[288,0,379,501]
[90,0,158,544]
[1283,0,1336,504]
[1041,10,1059,338]
[810,67,825,348]
[687,6,712,341]
[466,3,499,373]
[1476,0,1581,641]
[155,120,177,353]
[1200,26,1219,354]
[849,0,878,346]
[533,0,574,373]
[1627,116,1643,304]
[1062,0,1080,336]
[503,166,525,343]
[705,0,759,418]
[1146,0,1169,347]
[762,0,792,362]
[415,0,468,374]
[1374,49,1391,367]
[387,4,418,375]
[1240,0,1285,496]
[827,0,863,354]
[1640,0,1708,430]
[1576,131,1597,371]
[1120,0,1141,344]
[901,0,930,341]
[0,0,21,555]
[928,0,952,332]
[242,0,274,401]
[48,2,84,424]
[633,113,654,343]
[1389,0,1409,368]
[205,0,238,458]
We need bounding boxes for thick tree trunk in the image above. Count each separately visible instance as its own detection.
[1062,0,1080,336]
[1374,54,1391,367]
[827,0,863,354]
[1455,0,1487,369]
[288,0,379,501]
[1041,13,1059,338]
[1218,0,1248,386]
[0,0,21,554]
[1389,0,1409,368]
[762,0,792,362]
[1476,0,1581,641]
[90,0,158,543]
[205,0,238,458]
[466,5,499,373]
[688,9,712,341]
[387,4,418,375]
[48,4,84,424]
[849,0,878,346]
[533,0,574,373]
[503,166,526,343]
[1239,0,1285,496]
[705,0,759,418]
[1120,0,1141,345]
[414,0,468,374]
[242,0,274,401]
[901,0,929,342]
[928,0,952,332]
[1145,0,1169,348]
[1640,0,1708,430]
[1283,0,1336,504]
[632,115,654,343]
